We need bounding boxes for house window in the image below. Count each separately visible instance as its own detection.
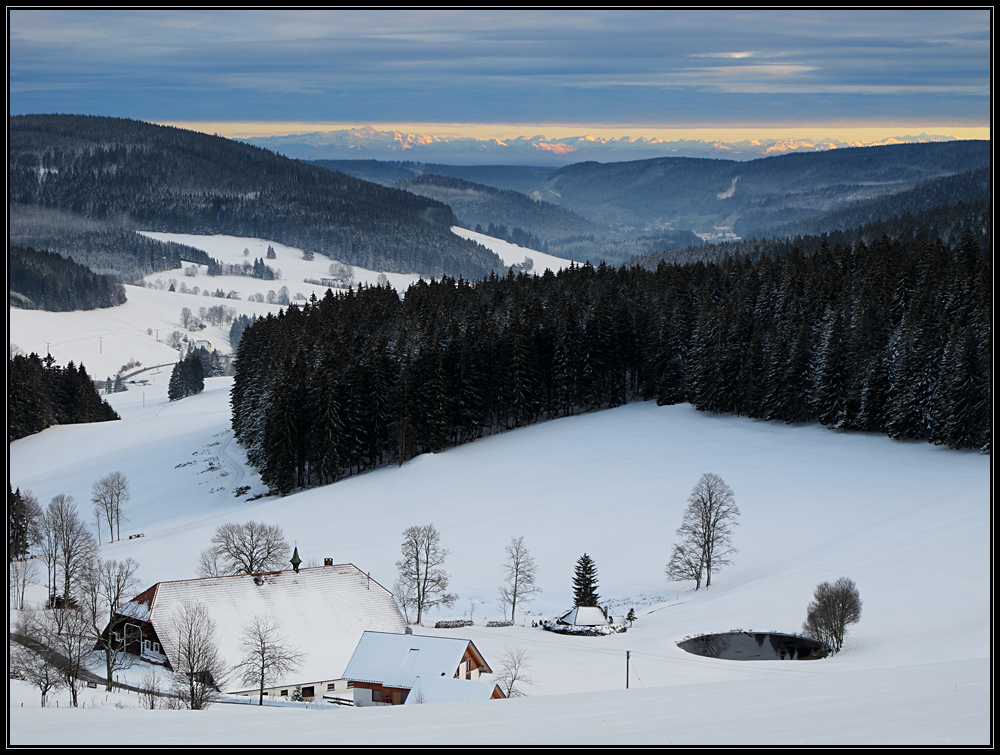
[372,690,380,702]
[327,682,336,691]
[346,681,354,689]
[280,690,288,697]
[301,686,314,698]
[152,642,160,654]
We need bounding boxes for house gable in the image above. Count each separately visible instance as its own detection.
[341,630,500,705]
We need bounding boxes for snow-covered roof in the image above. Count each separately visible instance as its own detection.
[342,631,491,690]
[557,606,610,626]
[120,564,406,689]
[405,676,503,705]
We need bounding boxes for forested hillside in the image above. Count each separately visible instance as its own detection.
[397,173,703,264]
[9,115,504,280]
[231,222,990,495]
[633,198,992,269]
[309,159,554,196]
[10,246,127,311]
[532,141,990,234]
[8,353,120,441]
[398,174,604,249]
[757,167,991,239]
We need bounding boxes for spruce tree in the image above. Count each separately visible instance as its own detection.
[572,553,600,608]
[168,360,187,401]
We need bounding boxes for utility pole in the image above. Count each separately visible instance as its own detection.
[626,650,631,689]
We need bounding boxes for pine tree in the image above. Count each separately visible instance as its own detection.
[572,553,600,607]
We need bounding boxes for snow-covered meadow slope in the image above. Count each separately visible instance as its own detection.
[8,372,990,744]
[7,231,989,745]
[9,229,570,380]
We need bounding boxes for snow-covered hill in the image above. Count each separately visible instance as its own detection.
[8,369,990,744]
[7,230,989,744]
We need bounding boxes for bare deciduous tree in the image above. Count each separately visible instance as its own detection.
[803,577,862,654]
[11,609,64,707]
[198,521,290,577]
[197,547,223,578]
[36,505,61,603]
[52,606,94,708]
[18,604,93,707]
[232,614,306,705]
[9,557,38,610]
[498,536,540,622]
[170,602,228,709]
[395,524,457,625]
[81,557,142,690]
[665,473,739,589]
[392,578,416,625]
[41,494,98,604]
[91,471,130,543]
[493,645,535,698]
[665,541,704,590]
[139,669,161,709]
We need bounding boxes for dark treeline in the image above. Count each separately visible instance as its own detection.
[232,229,991,495]
[208,257,278,280]
[475,222,550,253]
[8,353,120,441]
[10,246,127,311]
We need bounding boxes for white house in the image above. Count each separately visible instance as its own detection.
[108,561,407,702]
[339,630,505,706]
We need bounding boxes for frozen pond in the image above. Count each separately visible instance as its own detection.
[677,631,828,661]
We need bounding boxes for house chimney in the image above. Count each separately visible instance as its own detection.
[405,626,412,635]
[324,557,333,567]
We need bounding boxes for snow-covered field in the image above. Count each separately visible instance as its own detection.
[451,226,575,273]
[7,233,989,745]
[9,229,570,380]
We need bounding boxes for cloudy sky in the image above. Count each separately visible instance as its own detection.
[8,9,990,148]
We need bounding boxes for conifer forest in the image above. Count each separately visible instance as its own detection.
[8,353,120,442]
[232,229,991,495]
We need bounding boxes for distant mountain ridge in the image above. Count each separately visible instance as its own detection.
[248,124,969,164]
[9,115,504,280]
[532,140,991,235]
[314,140,989,242]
